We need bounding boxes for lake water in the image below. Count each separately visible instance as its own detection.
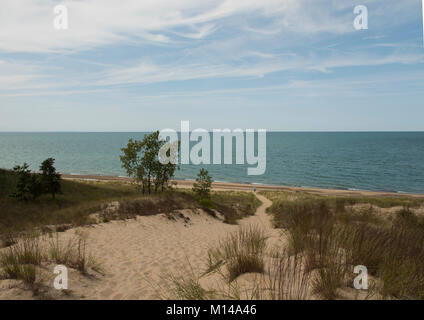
[0,132,423,194]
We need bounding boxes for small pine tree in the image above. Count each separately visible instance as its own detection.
[40,158,62,199]
[10,163,42,201]
[192,168,213,200]
[0,169,5,190]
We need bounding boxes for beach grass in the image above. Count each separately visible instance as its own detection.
[261,190,424,299]
[206,226,267,282]
[0,169,141,235]
[0,169,260,238]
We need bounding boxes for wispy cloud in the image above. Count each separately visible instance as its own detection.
[0,0,423,131]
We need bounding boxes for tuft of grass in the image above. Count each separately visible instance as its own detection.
[48,233,76,266]
[48,231,102,275]
[267,250,311,300]
[212,192,261,224]
[0,234,43,285]
[207,226,267,282]
[312,265,345,300]
[169,274,215,300]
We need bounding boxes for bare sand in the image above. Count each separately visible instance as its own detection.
[70,194,277,300]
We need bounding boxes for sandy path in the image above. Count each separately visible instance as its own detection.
[64,192,276,300]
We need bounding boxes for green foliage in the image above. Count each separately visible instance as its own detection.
[40,158,62,199]
[10,158,62,201]
[198,198,215,209]
[120,132,179,194]
[0,170,140,234]
[0,169,5,190]
[192,168,212,200]
[10,163,43,201]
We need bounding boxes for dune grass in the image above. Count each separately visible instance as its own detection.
[0,230,102,295]
[206,226,267,282]
[48,230,103,275]
[0,169,141,235]
[261,190,424,212]
[0,234,43,286]
[262,190,424,300]
[100,189,260,224]
[211,192,261,225]
[1,169,260,237]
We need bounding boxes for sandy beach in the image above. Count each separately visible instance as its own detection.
[63,174,424,198]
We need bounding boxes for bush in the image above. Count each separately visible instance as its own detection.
[10,163,43,201]
[193,169,212,200]
[40,158,62,199]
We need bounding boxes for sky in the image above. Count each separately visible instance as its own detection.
[0,0,423,132]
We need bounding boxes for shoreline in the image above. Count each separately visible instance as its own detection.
[62,174,424,198]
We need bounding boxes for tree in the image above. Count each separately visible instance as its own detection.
[0,169,5,191]
[10,163,43,201]
[40,158,62,199]
[192,168,213,200]
[120,132,179,194]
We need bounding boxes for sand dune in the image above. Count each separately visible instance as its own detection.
[0,193,277,300]
[73,194,275,299]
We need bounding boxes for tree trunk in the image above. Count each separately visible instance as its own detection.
[148,173,151,194]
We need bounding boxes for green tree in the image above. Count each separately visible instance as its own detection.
[120,131,179,194]
[192,168,213,200]
[0,169,5,191]
[40,158,62,199]
[10,163,42,201]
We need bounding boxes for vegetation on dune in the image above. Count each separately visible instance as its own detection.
[9,158,63,202]
[10,163,43,201]
[169,190,424,300]
[120,131,179,194]
[206,226,267,282]
[0,168,140,236]
[261,190,424,211]
[0,231,102,298]
[39,158,62,199]
[101,189,260,224]
[192,168,213,200]
[0,167,260,238]
[261,190,424,300]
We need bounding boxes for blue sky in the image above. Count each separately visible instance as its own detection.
[0,0,423,131]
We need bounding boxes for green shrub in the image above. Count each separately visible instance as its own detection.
[40,158,62,199]
[193,169,212,200]
[10,163,43,201]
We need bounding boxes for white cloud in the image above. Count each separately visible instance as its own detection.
[0,0,422,96]
[3,0,415,53]
[95,51,424,86]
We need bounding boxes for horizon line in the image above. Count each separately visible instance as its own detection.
[0,130,424,133]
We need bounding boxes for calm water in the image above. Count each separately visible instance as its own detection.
[0,132,423,194]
